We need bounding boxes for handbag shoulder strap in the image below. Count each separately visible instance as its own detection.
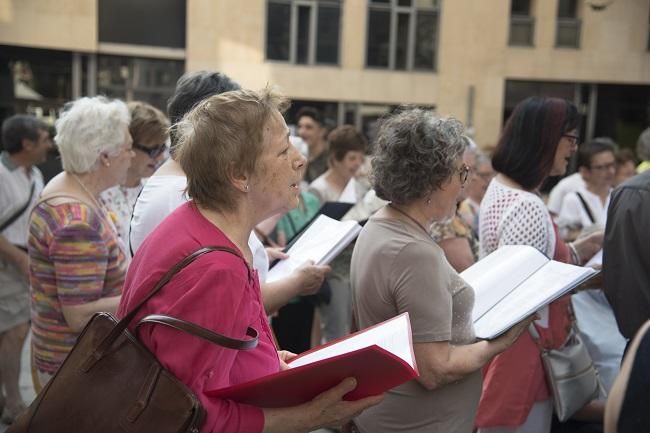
[136,314,258,349]
[529,302,579,350]
[575,192,596,224]
[120,245,244,328]
[0,181,35,232]
[94,246,256,358]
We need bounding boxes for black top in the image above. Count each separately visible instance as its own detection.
[603,170,650,339]
[618,324,650,433]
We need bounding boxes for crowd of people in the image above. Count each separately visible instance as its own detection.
[0,69,648,433]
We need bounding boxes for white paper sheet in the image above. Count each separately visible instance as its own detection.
[266,215,361,283]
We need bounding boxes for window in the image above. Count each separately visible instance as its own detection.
[0,45,73,121]
[509,0,535,46]
[98,0,186,48]
[556,0,581,48]
[266,0,342,65]
[366,0,439,71]
[97,56,184,111]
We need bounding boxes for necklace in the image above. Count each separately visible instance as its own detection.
[388,203,431,236]
[69,173,105,212]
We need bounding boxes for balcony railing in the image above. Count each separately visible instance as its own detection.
[556,18,582,48]
[509,15,535,46]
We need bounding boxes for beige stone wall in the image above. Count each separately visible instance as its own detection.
[0,0,96,51]
[2,0,649,144]
[429,0,650,145]
[187,0,650,145]
[186,0,440,105]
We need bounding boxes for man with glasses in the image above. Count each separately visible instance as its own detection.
[557,140,616,236]
[100,101,169,243]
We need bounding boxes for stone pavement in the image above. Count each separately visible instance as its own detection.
[0,334,36,432]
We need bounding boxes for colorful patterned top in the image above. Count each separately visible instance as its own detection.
[28,201,128,374]
[430,212,479,262]
[100,182,144,244]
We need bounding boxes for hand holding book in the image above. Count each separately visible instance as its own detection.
[461,245,598,339]
[209,313,418,407]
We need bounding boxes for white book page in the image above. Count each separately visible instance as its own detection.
[585,249,603,267]
[461,245,549,322]
[319,225,362,264]
[474,261,597,339]
[267,216,361,283]
[288,313,414,369]
[338,178,358,204]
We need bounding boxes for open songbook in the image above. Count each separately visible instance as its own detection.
[461,245,599,339]
[266,214,362,283]
[208,313,419,407]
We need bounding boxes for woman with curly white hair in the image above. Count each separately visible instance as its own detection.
[349,108,533,433]
[28,96,134,390]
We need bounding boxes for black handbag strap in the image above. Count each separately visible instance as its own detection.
[575,192,596,224]
[93,246,258,360]
[0,181,35,232]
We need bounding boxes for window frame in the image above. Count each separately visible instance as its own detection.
[508,0,535,47]
[364,0,440,72]
[647,4,650,51]
[554,0,581,48]
[265,0,342,66]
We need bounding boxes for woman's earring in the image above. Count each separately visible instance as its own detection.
[244,184,249,192]
[101,153,110,167]
[426,198,431,205]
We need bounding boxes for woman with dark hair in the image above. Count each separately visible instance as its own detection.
[475,97,602,433]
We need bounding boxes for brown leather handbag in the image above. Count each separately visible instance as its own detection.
[9,246,259,433]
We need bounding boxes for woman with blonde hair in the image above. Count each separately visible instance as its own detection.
[118,88,382,433]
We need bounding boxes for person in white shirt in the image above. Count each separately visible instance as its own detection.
[308,125,368,342]
[547,137,618,217]
[130,71,329,316]
[560,140,626,397]
[547,172,585,216]
[0,114,51,423]
[557,141,616,236]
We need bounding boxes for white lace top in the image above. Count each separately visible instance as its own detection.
[479,177,556,259]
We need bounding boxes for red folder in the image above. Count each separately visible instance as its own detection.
[207,313,419,408]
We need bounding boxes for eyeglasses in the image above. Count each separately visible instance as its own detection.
[458,164,471,185]
[133,142,167,158]
[563,134,580,145]
[589,162,616,172]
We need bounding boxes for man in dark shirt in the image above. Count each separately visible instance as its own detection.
[296,106,329,183]
[603,169,650,341]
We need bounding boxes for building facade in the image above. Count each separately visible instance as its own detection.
[1,0,649,148]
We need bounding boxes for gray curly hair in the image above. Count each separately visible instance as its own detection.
[371,108,468,204]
